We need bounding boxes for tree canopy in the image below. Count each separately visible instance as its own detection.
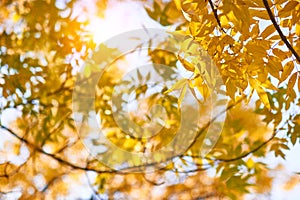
[0,0,300,199]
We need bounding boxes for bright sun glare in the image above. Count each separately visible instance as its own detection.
[87,1,162,45]
[87,2,140,45]
[88,18,116,45]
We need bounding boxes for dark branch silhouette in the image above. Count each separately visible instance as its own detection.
[208,0,226,33]
[263,0,300,62]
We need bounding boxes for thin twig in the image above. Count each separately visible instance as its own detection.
[213,120,289,162]
[0,125,123,174]
[263,0,300,62]
[208,0,226,33]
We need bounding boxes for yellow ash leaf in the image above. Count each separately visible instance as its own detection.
[280,61,294,83]
[296,23,300,37]
[267,57,283,79]
[278,1,299,18]
[273,48,288,59]
[178,54,195,72]
[251,0,265,7]
[165,78,187,94]
[193,74,210,99]
[294,115,300,125]
[298,74,300,93]
[283,175,300,191]
[178,84,187,109]
[219,14,230,27]
[257,89,271,110]
[275,0,288,4]
[189,74,202,88]
[246,158,255,168]
[123,139,137,150]
[226,10,238,25]
[13,143,21,155]
[174,0,182,10]
[260,25,276,39]
[261,79,278,91]
[12,13,20,22]
[246,41,266,55]
[249,78,271,110]
[287,72,297,95]
[251,23,259,38]
[250,9,269,20]
[189,21,201,36]
[197,83,210,100]
[255,174,273,193]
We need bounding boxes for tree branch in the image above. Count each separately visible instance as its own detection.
[186,96,246,151]
[0,125,123,174]
[215,131,276,162]
[0,97,282,174]
[213,120,290,162]
[208,0,226,33]
[263,0,300,62]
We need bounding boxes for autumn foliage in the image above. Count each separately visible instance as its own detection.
[0,0,300,199]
